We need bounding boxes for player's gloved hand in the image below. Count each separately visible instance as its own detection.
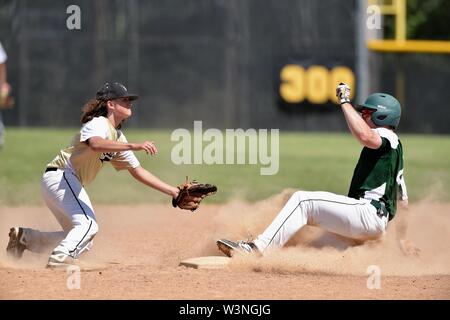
[336,82,351,105]
[399,239,421,257]
[172,177,217,212]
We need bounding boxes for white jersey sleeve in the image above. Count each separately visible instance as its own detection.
[110,132,141,171]
[374,127,399,149]
[80,117,110,142]
[396,169,408,200]
[0,42,7,64]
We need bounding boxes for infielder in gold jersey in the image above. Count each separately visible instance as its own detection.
[6,82,182,268]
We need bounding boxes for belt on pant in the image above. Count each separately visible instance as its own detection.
[370,200,390,220]
[44,167,84,187]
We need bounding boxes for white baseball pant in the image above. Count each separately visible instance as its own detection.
[252,191,388,253]
[22,169,98,258]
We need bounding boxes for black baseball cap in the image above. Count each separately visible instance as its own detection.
[96,82,139,101]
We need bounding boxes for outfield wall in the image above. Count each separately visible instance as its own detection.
[0,0,449,133]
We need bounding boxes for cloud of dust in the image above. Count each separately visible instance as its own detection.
[0,205,165,270]
[209,189,450,276]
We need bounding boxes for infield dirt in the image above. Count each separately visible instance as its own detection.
[1,190,449,299]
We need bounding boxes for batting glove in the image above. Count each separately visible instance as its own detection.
[336,82,351,105]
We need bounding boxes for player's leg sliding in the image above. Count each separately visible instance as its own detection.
[216,239,260,257]
[217,190,387,257]
[216,190,309,257]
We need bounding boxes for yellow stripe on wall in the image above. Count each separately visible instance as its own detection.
[368,40,450,54]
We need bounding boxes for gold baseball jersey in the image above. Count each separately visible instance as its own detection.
[47,116,140,185]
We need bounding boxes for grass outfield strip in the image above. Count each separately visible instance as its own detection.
[0,128,449,205]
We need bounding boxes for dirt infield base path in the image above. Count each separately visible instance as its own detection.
[1,200,449,299]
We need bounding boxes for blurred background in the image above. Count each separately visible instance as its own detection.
[0,0,449,206]
[0,0,449,133]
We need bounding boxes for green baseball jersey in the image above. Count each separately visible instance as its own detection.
[47,116,140,185]
[348,128,408,220]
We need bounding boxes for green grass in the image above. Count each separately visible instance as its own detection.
[0,128,449,205]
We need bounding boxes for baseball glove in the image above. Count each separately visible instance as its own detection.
[172,177,217,211]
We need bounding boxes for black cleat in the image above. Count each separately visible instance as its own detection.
[6,227,27,259]
[216,239,259,257]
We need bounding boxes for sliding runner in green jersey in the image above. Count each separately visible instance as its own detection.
[217,83,420,258]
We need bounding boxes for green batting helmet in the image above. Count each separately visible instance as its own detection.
[356,93,402,129]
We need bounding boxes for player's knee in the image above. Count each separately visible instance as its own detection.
[76,218,98,238]
[88,219,99,237]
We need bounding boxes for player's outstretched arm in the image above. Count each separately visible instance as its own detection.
[336,83,382,149]
[87,136,157,155]
[128,166,179,198]
[341,103,381,149]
